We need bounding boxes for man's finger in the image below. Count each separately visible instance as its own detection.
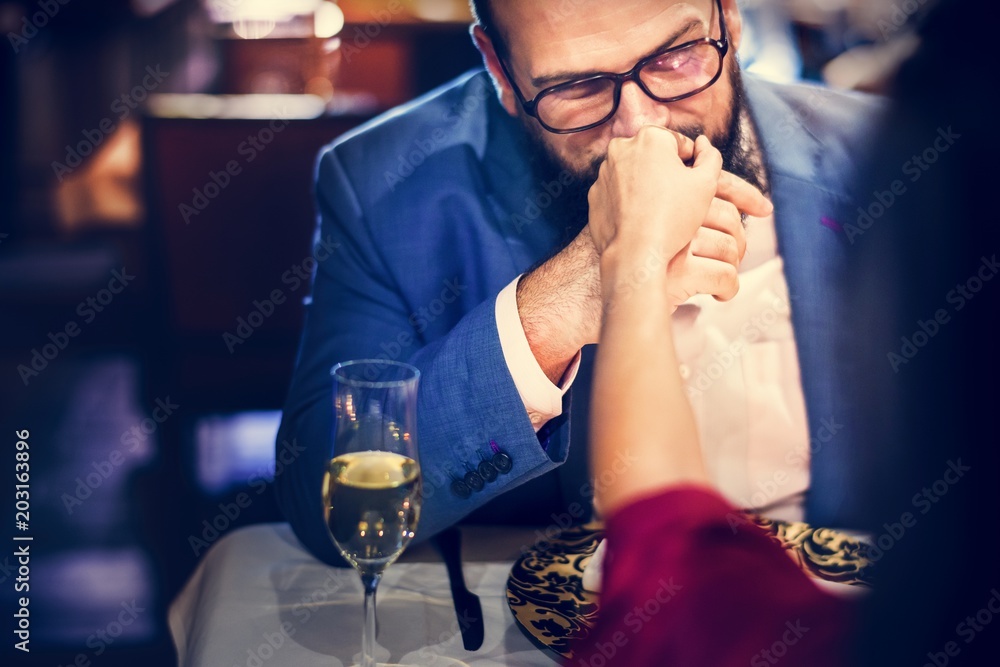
[671,130,696,161]
[717,171,773,218]
[691,135,723,177]
[689,227,740,267]
[679,256,741,302]
[702,198,747,259]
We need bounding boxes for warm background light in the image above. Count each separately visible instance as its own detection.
[314,2,346,38]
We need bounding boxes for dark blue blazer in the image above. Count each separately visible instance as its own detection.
[275,70,884,565]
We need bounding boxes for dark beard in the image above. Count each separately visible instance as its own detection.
[522,134,599,246]
[521,61,766,245]
[711,63,767,195]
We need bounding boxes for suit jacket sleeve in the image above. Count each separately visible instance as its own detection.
[274,141,570,565]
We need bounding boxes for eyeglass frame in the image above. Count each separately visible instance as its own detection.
[493,0,730,134]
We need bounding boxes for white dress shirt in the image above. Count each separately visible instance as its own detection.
[494,211,811,521]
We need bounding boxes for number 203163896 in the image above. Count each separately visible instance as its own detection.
[15,430,30,530]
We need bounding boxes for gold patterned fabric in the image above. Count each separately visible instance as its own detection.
[506,517,873,661]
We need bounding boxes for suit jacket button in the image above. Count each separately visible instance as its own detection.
[492,451,513,474]
[464,470,485,492]
[477,460,498,482]
[451,479,472,499]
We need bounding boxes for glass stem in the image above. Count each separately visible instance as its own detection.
[361,571,381,667]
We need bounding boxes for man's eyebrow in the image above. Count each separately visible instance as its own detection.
[529,18,705,89]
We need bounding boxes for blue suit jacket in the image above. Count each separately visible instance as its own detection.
[275,70,884,565]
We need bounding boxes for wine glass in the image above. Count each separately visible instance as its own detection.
[325,360,422,667]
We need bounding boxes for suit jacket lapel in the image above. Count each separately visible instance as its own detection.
[745,76,860,525]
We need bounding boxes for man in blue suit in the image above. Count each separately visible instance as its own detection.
[276,0,883,565]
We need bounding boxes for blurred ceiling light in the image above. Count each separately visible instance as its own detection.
[205,0,323,38]
[314,2,345,38]
[233,18,276,39]
[412,0,469,22]
[206,0,321,22]
[147,93,327,119]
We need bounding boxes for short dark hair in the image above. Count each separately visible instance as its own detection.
[469,0,508,56]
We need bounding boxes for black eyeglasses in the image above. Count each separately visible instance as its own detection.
[496,0,729,134]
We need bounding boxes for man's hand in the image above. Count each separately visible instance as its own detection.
[663,168,772,306]
[516,129,771,385]
[590,127,771,306]
[589,129,720,261]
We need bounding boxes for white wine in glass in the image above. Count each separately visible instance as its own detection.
[323,449,421,573]
[325,360,421,667]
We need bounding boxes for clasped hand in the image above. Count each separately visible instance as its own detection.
[588,126,773,306]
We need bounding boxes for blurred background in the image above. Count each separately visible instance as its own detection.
[0,0,930,664]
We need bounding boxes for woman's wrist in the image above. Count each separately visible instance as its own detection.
[599,242,674,300]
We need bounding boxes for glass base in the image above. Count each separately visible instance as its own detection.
[349,660,468,667]
[350,644,469,667]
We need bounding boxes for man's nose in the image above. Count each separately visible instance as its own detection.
[608,80,670,138]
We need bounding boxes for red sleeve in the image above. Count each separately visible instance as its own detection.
[569,486,854,667]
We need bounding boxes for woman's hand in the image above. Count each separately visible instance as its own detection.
[588,128,722,268]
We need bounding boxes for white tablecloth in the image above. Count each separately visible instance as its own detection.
[169,523,557,666]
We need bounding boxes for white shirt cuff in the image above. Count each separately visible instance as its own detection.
[495,275,581,432]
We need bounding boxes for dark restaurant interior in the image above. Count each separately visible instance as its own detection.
[0,0,989,665]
